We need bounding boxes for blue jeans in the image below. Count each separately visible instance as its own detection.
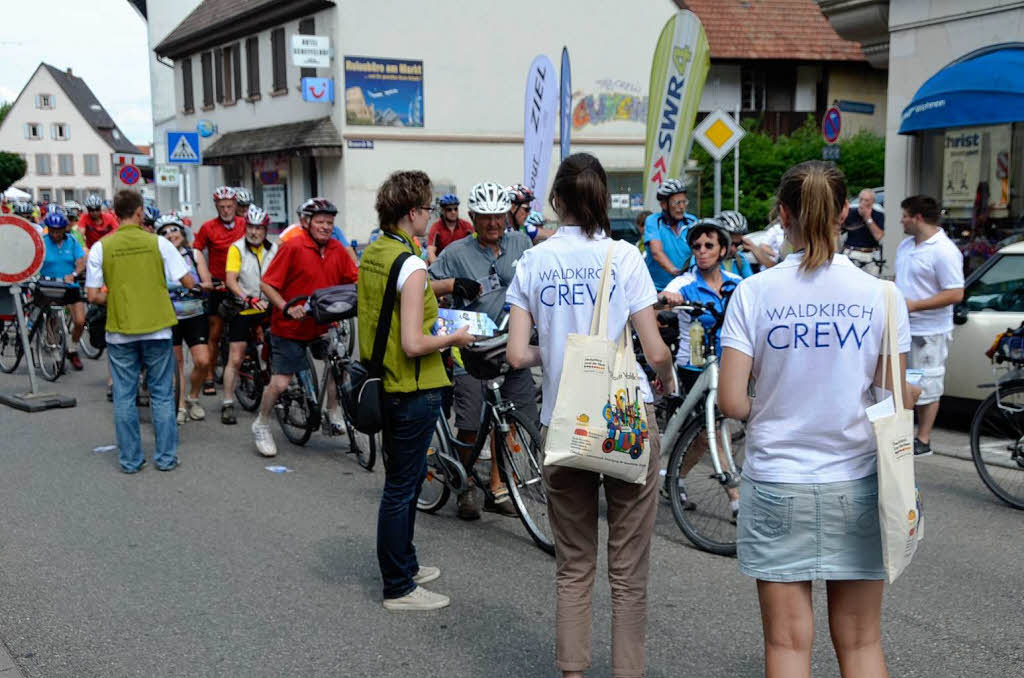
[107,339,178,471]
[377,388,443,599]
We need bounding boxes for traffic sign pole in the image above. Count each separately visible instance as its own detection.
[10,285,38,395]
[714,158,722,215]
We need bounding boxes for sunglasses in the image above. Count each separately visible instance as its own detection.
[158,226,182,235]
[443,206,459,212]
[692,241,719,251]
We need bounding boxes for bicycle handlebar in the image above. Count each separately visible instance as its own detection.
[282,295,310,315]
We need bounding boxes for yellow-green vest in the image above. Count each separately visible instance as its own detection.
[102,224,178,334]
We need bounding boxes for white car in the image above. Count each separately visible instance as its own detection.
[945,240,1024,404]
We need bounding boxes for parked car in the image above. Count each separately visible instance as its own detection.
[610,217,641,245]
[944,240,1024,406]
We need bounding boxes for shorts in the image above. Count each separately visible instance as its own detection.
[269,333,312,376]
[228,311,268,343]
[172,314,210,348]
[908,332,953,405]
[207,288,231,317]
[453,368,539,431]
[737,473,885,582]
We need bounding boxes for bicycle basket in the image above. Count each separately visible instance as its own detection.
[460,334,510,380]
[308,284,357,324]
[33,280,81,305]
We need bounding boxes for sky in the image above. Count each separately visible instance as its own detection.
[0,0,153,146]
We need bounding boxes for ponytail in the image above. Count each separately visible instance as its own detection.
[549,152,610,238]
[776,161,846,273]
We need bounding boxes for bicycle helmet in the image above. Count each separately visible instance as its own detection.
[438,193,460,207]
[212,186,237,201]
[523,210,545,240]
[717,210,748,235]
[656,178,687,200]
[686,217,730,250]
[12,201,34,217]
[460,334,511,381]
[505,183,536,206]
[298,197,338,218]
[63,201,82,217]
[83,194,103,210]
[143,205,161,226]
[233,187,252,207]
[155,213,185,234]
[467,182,511,215]
[43,209,68,228]
[245,204,271,227]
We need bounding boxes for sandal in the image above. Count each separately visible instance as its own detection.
[202,381,216,396]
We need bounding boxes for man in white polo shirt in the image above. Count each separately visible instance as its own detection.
[894,195,965,456]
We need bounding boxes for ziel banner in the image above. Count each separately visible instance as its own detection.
[642,10,710,209]
[524,54,557,212]
[344,56,424,127]
[560,47,572,162]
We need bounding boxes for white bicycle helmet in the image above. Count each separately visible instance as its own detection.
[246,204,270,226]
[83,194,103,210]
[656,178,687,200]
[234,188,253,206]
[467,182,511,215]
[212,186,237,201]
[717,210,749,235]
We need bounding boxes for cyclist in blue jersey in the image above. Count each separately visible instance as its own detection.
[40,209,87,370]
[718,210,774,277]
[644,178,698,291]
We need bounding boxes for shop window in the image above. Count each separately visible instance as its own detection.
[83,154,99,176]
[61,188,75,202]
[246,37,260,99]
[39,188,52,203]
[271,28,286,92]
[182,57,194,113]
[58,154,73,176]
[298,18,315,80]
[201,51,214,108]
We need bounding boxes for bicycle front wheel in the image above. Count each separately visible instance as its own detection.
[418,419,452,513]
[666,413,746,556]
[970,381,1024,509]
[0,318,24,373]
[36,310,67,381]
[497,409,554,556]
[234,348,264,412]
[275,352,319,446]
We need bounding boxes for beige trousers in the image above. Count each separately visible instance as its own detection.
[542,403,661,678]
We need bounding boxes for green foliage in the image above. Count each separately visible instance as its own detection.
[0,151,28,193]
[0,101,11,126]
[689,116,884,230]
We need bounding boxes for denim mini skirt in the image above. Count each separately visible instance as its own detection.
[737,473,885,582]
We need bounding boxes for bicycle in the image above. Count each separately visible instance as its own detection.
[0,278,78,382]
[417,333,554,556]
[233,315,271,412]
[275,295,380,471]
[659,286,747,556]
[62,274,102,360]
[969,325,1024,509]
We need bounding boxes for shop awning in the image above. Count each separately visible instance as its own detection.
[202,117,343,164]
[899,44,1024,134]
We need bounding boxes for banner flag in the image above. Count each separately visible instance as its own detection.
[642,10,710,208]
[560,47,572,162]
[524,54,558,212]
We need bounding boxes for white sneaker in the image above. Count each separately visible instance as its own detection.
[382,586,450,611]
[413,566,440,585]
[176,408,187,425]
[251,418,278,457]
[185,397,206,421]
[326,406,347,435]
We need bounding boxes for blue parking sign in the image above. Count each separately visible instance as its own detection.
[167,131,201,164]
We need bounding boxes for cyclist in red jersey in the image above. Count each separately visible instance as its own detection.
[193,186,246,395]
[80,194,119,248]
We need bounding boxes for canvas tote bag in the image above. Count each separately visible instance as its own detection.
[543,244,651,484]
[872,281,924,583]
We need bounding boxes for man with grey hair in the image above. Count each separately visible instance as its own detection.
[841,188,885,276]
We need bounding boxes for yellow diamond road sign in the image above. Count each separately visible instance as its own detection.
[694,109,745,160]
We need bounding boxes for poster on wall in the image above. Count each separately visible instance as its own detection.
[942,124,1012,209]
[262,185,287,223]
[344,56,424,127]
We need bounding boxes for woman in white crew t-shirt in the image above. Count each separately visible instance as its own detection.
[506,153,675,678]
[718,161,917,678]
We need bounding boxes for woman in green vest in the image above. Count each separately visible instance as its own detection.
[358,170,474,612]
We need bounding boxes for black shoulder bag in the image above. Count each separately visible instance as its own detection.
[342,252,412,434]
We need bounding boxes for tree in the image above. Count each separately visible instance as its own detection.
[0,101,11,127]
[0,152,28,194]
[689,116,885,230]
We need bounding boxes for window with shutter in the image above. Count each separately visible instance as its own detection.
[246,37,260,98]
[232,43,242,102]
[84,154,100,176]
[201,52,213,107]
[36,154,51,175]
[271,28,286,92]
[215,47,224,103]
[182,57,194,112]
[298,18,315,80]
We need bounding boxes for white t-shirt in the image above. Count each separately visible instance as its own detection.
[894,230,965,336]
[506,226,658,427]
[396,256,427,292]
[720,253,911,484]
[85,235,190,344]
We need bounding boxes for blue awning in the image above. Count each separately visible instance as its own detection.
[899,44,1024,134]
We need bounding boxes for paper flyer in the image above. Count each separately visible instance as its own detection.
[433,309,498,337]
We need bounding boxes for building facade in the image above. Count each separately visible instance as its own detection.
[0,64,142,204]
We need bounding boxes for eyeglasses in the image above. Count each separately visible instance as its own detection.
[668,199,688,209]
[692,241,719,251]
[419,205,433,212]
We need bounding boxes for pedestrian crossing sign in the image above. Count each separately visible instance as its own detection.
[166,131,201,165]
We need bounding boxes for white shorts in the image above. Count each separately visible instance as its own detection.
[909,332,953,405]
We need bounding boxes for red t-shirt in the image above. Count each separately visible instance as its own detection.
[262,228,358,341]
[427,218,473,255]
[193,216,245,279]
[80,212,120,248]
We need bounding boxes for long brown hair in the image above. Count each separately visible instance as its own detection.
[776,161,846,272]
[549,152,610,238]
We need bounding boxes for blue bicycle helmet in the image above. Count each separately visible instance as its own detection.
[143,205,161,226]
[43,210,69,228]
[438,193,459,207]
[523,210,545,240]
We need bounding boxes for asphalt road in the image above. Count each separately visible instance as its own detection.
[0,358,1021,677]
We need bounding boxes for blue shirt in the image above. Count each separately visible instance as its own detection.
[721,252,754,278]
[331,225,350,247]
[643,211,697,291]
[40,232,85,279]
[664,266,743,370]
